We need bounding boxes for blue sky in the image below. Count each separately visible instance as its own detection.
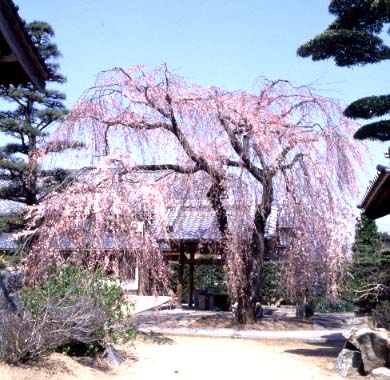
[6,0,390,229]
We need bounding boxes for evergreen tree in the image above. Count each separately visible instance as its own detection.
[0,21,78,235]
[297,0,390,141]
[342,213,389,312]
[352,213,382,257]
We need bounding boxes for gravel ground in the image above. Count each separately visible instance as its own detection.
[1,336,353,380]
[1,311,358,380]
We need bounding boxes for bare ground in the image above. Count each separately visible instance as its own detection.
[0,335,357,380]
[134,309,352,330]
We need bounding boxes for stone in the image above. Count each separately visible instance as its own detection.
[103,345,124,366]
[255,303,263,318]
[356,328,389,374]
[272,309,287,321]
[335,348,364,377]
[372,367,390,378]
[344,329,360,351]
[347,316,371,330]
[0,270,22,312]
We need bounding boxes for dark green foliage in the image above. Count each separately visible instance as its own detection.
[315,299,354,313]
[352,213,382,256]
[0,259,6,270]
[342,249,390,312]
[297,28,390,67]
[345,95,390,119]
[372,300,390,329]
[353,120,390,140]
[258,261,289,305]
[21,266,132,337]
[298,0,390,67]
[56,341,104,357]
[0,22,80,240]
[297,0,390,141]
[0,266,133,364]
[341,215,390,312]
[170,262,226,302]
[0,266,134,362]
[0,214,24,234]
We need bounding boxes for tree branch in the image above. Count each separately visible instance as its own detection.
[131,163,201,174]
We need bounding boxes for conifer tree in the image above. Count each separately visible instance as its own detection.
[0,21,77,235]
[342,213,388,312]
[297,0,390,141]
[352,213,382,257]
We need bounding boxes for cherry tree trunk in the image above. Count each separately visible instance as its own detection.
[233,230,264,325]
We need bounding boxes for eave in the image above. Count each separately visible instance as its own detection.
[358,164,390,219]
[0,0,48,92]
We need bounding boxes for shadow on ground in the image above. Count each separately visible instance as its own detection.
[285,340,343,358]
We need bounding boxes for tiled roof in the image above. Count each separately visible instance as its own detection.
[0,199,27,216]
[57,235,143,251]
[0,233,17,250]
[0,196,280,250]
[165,200,278,242]
[358,164,390,219]
[167,202,221,241]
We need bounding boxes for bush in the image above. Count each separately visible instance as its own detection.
[170,262,226,301]
[258,261,289,305]
[315,299,354,313]
[372,301,390,330]
[0,299,106,363]
[0,266,133,364]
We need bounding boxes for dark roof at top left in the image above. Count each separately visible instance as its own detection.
[0,0,48,91]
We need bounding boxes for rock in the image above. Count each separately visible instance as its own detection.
[372,367,390,378]
[347,316,371,330]
[272,309,287,321]
[103,345,124,366]
[356,328,389,374]
[255,303,263,318]
[335,348,364,377]
[0,270,22,312]
[344,329,360,351]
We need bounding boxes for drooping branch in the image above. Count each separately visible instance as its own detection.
[279,153,304,171]
[53,64,367,322]
[131,163,201,174]
[217,114,264,183]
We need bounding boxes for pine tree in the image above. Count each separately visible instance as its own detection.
[352,213,382,257]
[342,213,389,312]
[297,0,390,141]
[0,21,78,235]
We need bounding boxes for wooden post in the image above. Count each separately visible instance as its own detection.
[176,242,185,308]
[187,251,195,308]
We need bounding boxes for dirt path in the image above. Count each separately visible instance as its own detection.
[1,335,354,380]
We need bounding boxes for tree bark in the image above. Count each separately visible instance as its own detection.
[233,174,272,325]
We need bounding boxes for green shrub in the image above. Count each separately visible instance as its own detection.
[372,301,390,330]
[22,266,133,344]
[0,253,11,269]
[0,266,133,363]
[258,261,289,305]
[315,299,354,313]
[170,262,226,301]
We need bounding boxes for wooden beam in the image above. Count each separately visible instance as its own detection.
[176,242,185,308]
[187,251,195,307]
[0,54,17,63]
[0,0,47,91]
[187,258,223,265]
